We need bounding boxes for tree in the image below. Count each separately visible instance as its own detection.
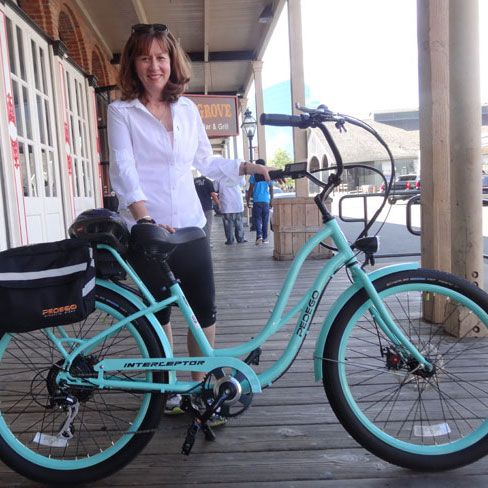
[270,148,295,190]
[270,148,293,170]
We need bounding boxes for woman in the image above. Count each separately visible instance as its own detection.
[108,24,273,415]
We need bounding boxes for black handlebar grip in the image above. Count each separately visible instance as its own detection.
[260,113,308,128]
[252,169,284,182]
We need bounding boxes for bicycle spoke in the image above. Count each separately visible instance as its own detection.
[0,295,162,467]
[330,281,488,454]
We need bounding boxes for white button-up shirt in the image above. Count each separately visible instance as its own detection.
[214,177,246,213]
[108,96,241,228]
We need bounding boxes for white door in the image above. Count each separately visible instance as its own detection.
[62,63,96,215]
[5,13,64,243]
[0,151,8,251]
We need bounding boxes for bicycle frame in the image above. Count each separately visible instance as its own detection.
[55,215,428,397]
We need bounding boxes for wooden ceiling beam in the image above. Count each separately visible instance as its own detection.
[188,50,255,62]
[204,0,210,94]
[131,0,148,23]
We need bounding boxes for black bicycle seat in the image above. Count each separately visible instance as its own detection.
[130,224,205,257]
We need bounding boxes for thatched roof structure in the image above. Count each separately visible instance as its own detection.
[311,119,419,164]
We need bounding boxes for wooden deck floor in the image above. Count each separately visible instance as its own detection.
[3,218,488,487]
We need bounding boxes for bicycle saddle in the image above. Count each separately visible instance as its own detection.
[130,224,205,257]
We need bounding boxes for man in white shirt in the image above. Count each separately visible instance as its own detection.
[215,177,248,244]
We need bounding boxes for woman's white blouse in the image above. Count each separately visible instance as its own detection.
[108,96,241,228]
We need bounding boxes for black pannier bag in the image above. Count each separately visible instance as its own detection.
[0,239,95,333]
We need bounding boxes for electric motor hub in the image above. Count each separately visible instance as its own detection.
[213,375,242,405]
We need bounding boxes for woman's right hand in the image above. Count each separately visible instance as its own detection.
[242,161,286,185]
[240,161,274,182]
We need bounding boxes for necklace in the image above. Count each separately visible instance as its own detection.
[144,100,173,131]
[146,103,166,122]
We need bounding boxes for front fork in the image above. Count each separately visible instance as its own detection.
[350,264,434,372]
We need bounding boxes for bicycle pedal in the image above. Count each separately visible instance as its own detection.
[181,420,200,456]
[201,423,216,442]
[244,347,262,365]
[179,396,194,413]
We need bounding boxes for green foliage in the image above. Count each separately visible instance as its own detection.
[270,148,295,190]
[270,148,293,170]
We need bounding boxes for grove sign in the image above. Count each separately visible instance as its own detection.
[186,95,239,137]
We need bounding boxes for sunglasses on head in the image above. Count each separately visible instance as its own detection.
[131,24,168,34]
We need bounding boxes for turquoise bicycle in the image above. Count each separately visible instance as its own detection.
[2,106,488,484]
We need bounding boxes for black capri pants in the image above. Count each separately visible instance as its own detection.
[127,235,216,328]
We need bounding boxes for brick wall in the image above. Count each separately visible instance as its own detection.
[18,0,118,87]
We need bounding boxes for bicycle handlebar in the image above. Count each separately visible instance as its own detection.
[260,109,345,193]
[258,104,397,242]
[252,162,307,182]
[259,113,310,129]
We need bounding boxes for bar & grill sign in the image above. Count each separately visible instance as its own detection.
[187,95,239,137]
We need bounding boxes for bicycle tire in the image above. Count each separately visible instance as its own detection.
[323,268,488,471]
[0,286,166,484]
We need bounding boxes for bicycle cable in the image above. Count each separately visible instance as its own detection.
[299,110,397,254]
[331,114,397,241]
[310,162,392,246]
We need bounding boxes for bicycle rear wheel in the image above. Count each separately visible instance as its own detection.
[0,286,166,484]
[323,268,488,471]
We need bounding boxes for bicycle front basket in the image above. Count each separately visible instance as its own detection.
[0,239,95,333]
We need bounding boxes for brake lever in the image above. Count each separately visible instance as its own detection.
[335,118,347,133]
[296,102,332,116]
[361,253,376,270]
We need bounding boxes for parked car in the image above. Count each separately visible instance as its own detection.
[482,175,488,206]
[381,174,420,204]
[483,175,488,195]
[273,186,295,199]
[380,175,488,206]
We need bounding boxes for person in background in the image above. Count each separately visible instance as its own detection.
[215,176,248,245]
[194,174,221,245]
[108,23,273,418]
[247,159,273,245]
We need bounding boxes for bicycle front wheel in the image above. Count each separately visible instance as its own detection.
[323,268,488,471]
[0,286,166,484]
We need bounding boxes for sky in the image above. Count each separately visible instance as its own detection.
[257,0,488,157]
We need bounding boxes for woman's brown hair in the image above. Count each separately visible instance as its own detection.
[118,27,191,103]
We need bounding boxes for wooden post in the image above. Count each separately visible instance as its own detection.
[252,60,267,162]
[287,0,308,197]
[417,0,451,275]
[271,0,332,260]
[417,0,451,324]
[447,0,484,337]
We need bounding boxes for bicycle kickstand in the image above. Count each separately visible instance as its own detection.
[181,393,228,456]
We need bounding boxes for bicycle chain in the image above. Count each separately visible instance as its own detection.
[42,365,251,436]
